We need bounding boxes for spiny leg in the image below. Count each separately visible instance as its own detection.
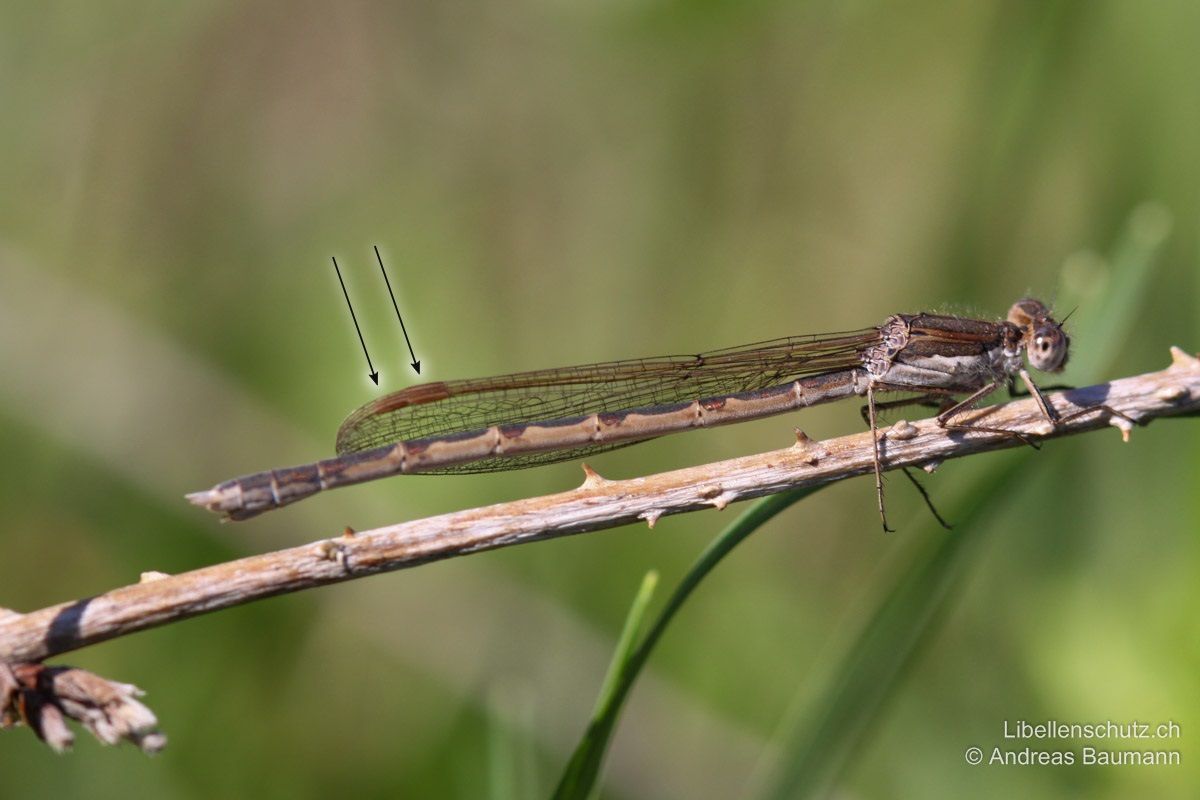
[936,381,1001,425]
[941,371,1135,444]
[1016,368,1136,429]
[858,391,956,530]
[866,384,893,533]
[900,467,952,530]
[860,377,1040,452]
[935,380,1042,448]
[866,380,1044,520]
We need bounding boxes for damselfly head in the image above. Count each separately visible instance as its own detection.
[1008,298,1069,373]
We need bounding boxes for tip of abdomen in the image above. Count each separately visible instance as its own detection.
[185,477,268,521]
[186,471,310,521]
[187,462,329,521]
[185,484,243,521]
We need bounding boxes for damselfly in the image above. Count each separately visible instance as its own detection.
[188,298,1124,529]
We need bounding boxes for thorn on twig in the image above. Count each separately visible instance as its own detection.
[791,429,826,465]
[1168,346,1200,372]
[579,463,609,489]
[922,459,943,474]
[700,488,738,511]
[639,509,664,529]
[1110,416,1134,443]
[1,662,166,754]
[342,526,357,538]
[138,571,170,583]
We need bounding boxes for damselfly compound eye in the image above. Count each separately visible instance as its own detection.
[1027,325,1068,372]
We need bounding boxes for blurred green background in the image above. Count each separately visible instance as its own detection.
[1,1,1197,797]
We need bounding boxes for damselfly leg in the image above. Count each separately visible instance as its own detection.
[860,390,955,531]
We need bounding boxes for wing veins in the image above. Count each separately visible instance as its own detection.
[335,328,879,455]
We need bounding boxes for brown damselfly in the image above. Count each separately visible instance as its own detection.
[188,298,1124,530]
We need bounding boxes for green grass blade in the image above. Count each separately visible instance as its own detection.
[552,569,658,800]
[553,486,820,800]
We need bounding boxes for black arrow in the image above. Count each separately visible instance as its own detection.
[374,245,421,374]
[331,256,378,384]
